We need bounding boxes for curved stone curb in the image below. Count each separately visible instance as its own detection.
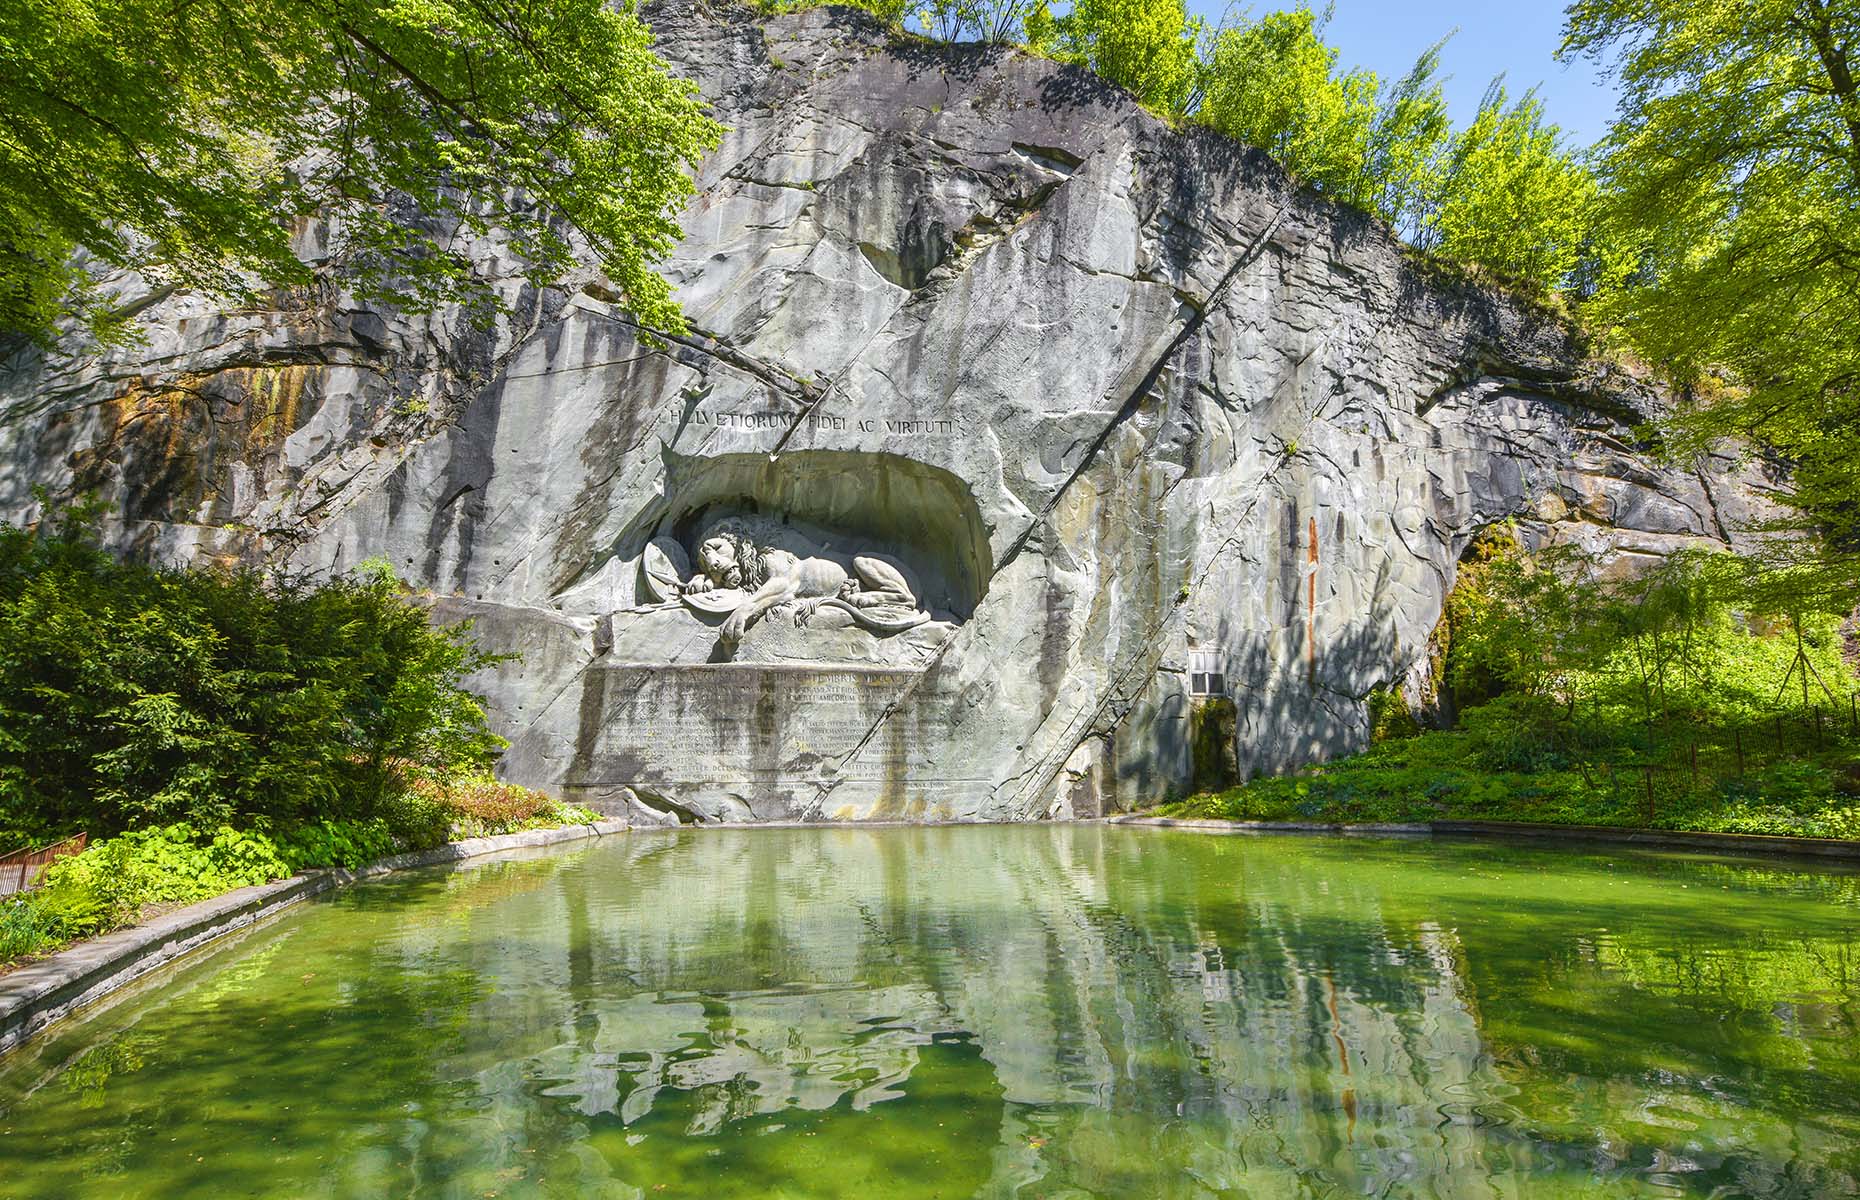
[1108,815,1860,861]
[0,819,630,1057]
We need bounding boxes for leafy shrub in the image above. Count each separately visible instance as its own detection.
[0,822,299,962]
[0,514,504,841]
[1459,695,1571,773]
[441,776,555,824]
[273,819,398,871]
[1366,686,1421,743]
[1722,760,1840,807]
[377,786,456,853]
[0,778,595,965]
[259,774,592,871]
[0,896,57,962]
[34,824,292,935]
[409,773,596,838]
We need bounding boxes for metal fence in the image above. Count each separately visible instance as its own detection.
[0,833,87,897]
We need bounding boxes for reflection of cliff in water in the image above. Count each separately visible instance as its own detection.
[383,828,1860,1198]
[6,829,1857,1196]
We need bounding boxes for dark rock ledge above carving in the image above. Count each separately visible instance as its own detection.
[0,2,1776,822]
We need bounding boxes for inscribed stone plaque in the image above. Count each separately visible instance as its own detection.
[565,663,974,818]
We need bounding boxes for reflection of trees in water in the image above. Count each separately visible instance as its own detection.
[1,829,1857,1198]
[1424,853,1860,1199]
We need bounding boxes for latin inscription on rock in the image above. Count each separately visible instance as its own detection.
[690,409,956,438]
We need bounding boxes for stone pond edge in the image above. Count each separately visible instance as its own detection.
[0,819,631,1058]
[1109,815,1860,861]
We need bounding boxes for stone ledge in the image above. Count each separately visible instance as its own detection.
[1108,815,1860,860]
[1108,817,1432,836]
[0,819,630,1057]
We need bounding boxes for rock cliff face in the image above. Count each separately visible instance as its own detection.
[0,3,1770,822]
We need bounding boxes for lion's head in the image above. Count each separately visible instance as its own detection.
[696,535,742,588]
[694,520,767,591]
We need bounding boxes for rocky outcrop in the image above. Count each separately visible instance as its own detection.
[0,3,1774,821]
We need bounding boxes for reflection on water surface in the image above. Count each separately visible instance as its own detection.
[1,826,1857,1198]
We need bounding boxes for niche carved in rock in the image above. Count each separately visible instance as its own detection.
[568,451,988,667]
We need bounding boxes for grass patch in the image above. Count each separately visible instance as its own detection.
[1160,693,1860,840]
[1163,532,1860,841]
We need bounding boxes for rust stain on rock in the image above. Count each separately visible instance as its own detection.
[1306,514,1319,685]
[68,365,319,527]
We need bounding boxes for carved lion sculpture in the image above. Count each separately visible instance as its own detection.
[677,517,926,652]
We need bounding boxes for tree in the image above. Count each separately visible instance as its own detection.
[1418,82,1602,292]
[1196,7,1382,203]
[1442,528,1612,706]
[0,0,723,348]
[915,0,1044,43]
[1361,39,1453,240]
[1564,0,1860,599]
[1036,0,1201,116]
[1183,9,1609,293]
[0,516,506,839]
[1191,6,1456,239]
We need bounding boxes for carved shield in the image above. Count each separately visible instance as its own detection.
[640,537,691,603]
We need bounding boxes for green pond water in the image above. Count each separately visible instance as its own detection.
[1,826,1858,1199]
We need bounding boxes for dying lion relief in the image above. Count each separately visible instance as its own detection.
[640,516,942,659]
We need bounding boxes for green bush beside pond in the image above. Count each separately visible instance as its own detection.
[0,782,601,966]
[0,509,505,842]
[0,510,598,968]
